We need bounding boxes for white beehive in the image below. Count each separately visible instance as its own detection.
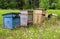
[20,10,33,26]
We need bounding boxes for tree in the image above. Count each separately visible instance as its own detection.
[0,0,60,9]
[55,0,60,9]
[39,0,50,9]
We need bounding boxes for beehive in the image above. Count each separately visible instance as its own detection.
[2,12,20,29]
[33,8,46,25]
[20,10,33,26]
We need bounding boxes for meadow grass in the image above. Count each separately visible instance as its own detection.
[0,10,60,39]
[46,9,60,19]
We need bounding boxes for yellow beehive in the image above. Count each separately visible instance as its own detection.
[33,8,46,25]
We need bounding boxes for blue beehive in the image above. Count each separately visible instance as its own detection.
[2,12,20,29]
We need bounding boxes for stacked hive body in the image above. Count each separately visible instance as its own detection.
[2,13,20,29]
[33,8,46,25]
[20,10,33,26]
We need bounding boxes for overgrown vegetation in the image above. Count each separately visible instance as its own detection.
[0,10,60,39]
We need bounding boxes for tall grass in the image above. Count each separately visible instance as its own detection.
[46,10,60,19]
[0,10,60,39]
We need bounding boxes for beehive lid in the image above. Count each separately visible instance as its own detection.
[34,8,46,14]
[20,10,33,14]
[34,8,46,10]
[20,10,28,14]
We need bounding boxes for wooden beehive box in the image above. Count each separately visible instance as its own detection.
[33,8,46,25]
[20,10,33,26]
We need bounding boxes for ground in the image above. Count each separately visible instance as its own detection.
[0,10,60,39]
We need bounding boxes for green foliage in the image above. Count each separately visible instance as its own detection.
[0,0,17,9]
[55,0,60,9]
[0,0,60,9]
[39,0,50,9]
[23,0,29,9]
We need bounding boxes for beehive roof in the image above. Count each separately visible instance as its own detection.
[2,12,20,16]
[34,8,46,10]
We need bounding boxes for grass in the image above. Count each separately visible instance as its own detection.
[46,9,60,18]
[0,10,60,39]
[46,9,60,14]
